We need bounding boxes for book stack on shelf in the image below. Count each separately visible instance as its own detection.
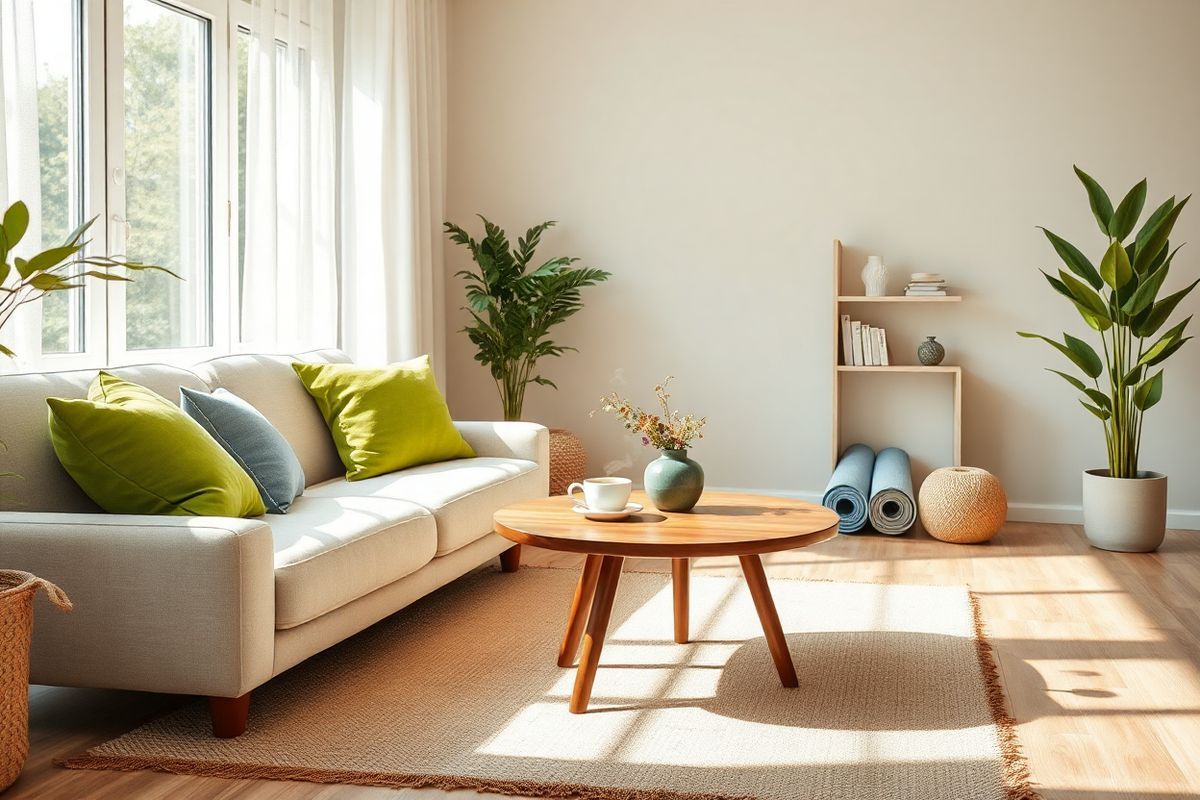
[839,315,890,366]
[905,272,948,296]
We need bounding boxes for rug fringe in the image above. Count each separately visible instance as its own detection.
[968,592,1044,800]
[56,755,751,800]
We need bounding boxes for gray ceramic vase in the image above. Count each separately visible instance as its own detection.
[644,449,704,512]
[917,336,945,366]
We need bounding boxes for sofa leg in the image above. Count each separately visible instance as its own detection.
[500,544,522,573]
[208,693,251,738]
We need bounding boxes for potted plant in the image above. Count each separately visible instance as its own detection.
[1,200,172,358]
[1019,167,1193,552]
[444,217,610,421]
[596,376,707,512]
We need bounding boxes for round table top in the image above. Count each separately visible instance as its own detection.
[494,490,840,558]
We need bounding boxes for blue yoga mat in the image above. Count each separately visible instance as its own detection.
[868,447,916,534]
[822,443,874,533]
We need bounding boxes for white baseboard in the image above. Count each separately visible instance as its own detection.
[706,487,1200,532]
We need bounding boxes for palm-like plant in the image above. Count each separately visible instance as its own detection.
[1019,167,1194,478]
[445,217,610,421]
[1,200,173,358]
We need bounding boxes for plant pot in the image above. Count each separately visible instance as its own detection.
[1081,469,1167,553]
[644,449,704,512]
[0,572,71,791]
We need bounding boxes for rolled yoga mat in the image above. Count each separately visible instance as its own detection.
[822,443,874,533]
[868,447,917,534]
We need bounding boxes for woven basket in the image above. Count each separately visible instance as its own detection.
[918,467,1008,544]
[548,428,587,496]
[1,571,71,791]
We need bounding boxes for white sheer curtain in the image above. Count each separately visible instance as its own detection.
[339,0,447,374]
[0,0,43,367]
[242,0,338,352]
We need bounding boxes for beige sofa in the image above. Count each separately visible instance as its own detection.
[0,350,548,736]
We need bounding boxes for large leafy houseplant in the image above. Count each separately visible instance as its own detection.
[445,217,610,421]
[1019,167,1193,480]
[1,200,172,358]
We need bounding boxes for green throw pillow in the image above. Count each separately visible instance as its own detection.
[292,355,474,481]
[47,372,266,517]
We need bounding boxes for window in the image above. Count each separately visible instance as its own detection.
[118,0,213,351]
[32,0,86,354]
[11,0,234,367]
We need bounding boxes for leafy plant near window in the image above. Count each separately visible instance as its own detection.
[0,199,173,359]
[1019,167,1194,478]
[445,217,610,421]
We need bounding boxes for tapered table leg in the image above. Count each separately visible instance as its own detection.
[738,554,799,688]
[570,555,624,713]
[672,557,689,643]
[558,554,603,667]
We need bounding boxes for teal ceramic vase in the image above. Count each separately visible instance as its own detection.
[644,449,704,512]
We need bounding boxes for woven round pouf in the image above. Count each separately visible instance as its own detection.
[548,428,587,496]
[918,467,1007,544]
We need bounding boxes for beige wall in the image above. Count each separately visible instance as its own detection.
[444,0,1200,527]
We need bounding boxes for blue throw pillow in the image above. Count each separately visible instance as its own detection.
[180,387,305,514]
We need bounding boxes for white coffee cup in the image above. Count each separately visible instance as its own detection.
[567,477,633,512]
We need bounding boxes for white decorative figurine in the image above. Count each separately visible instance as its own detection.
[862,255,888,297]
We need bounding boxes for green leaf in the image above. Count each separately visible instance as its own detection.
[79,270,133,282]
[1079,400,1111,421]
[1046,368,1087,391]
[1074,165,1114,235]
[1017,331,1103,379]
[1084,388,1112,410]
[1141,336,1190,368]
[1135,196,1175,257]
[0,342,14,358]
[1134,195,1189,273]
[1109,179,1147,241]
[1040,228,1103,290]
[1138,316,1191,366]
[1121,252,1172,316]
[63,215,97,246]
[22,245,82,278]
[29,274,81,291]
[1057,270,1112,328]
[1063,333,1104,378]
[1122,365,1143,385]
[1099,240,1132,290]
[0,228,8,285]
[14,258,30,279]
[531,376,558,389]
[1133,370,1164,411]
[2,201,29,249]
[1133,278,1198,337]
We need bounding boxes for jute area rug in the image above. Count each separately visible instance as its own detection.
[63,565,1038,800]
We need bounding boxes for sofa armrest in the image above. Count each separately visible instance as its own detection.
[0,512,274,698]
[455,421,549,466]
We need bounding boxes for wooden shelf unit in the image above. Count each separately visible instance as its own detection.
[831,239,962,469]
[836,295,962,303]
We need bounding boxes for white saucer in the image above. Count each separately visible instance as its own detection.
[572,502,643,521]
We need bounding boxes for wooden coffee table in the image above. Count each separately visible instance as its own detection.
[494,490,839,712]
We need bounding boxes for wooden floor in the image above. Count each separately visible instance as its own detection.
[9,520,1200,800]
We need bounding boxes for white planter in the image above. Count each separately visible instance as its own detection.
[1081,469,1167,552]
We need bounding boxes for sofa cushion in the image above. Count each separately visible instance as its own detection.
[192,350,351,488]
[47,373,266,518]
[306,457,541,556]
[180,387,306,513]
[0,363,210,513]
[291,356,475,481]
[268,494,436,629]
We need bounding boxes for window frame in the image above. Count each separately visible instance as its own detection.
[20,0,242,371]
[103,0,233,367]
